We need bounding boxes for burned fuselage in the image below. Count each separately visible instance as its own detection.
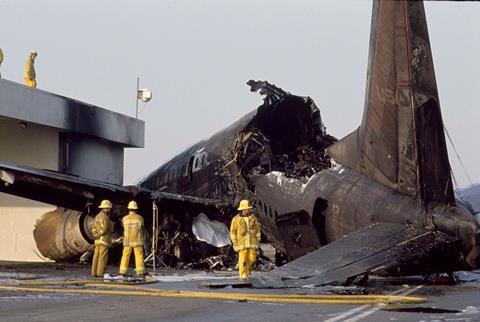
[139,80,336,262]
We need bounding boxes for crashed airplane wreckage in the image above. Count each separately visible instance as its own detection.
[1,0,480,287]
[252,0,480,287]
[0,80,336,265]
[139,79,336,263]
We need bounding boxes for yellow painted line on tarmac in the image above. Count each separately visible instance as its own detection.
[18,278,157,286]
[0,282,426,305]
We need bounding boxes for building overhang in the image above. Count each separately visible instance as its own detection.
[0,79,144,148]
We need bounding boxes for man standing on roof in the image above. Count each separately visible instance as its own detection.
[230,200,261,280]
[24,51,37,88]
[0,48,4,78]
[91,200,114,277]
[119,201,145,277]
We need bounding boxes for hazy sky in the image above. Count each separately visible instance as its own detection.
[0,1,479,187]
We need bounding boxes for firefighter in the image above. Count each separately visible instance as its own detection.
[230,199,261,280]
[119,201,145,277]
[0,48,3,78]
[91,200,114,277]
[24,51,37,88]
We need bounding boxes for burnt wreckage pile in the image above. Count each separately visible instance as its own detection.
[140,80,336,268]
[233,81,335,188]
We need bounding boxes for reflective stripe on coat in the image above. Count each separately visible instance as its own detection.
[122,213,144,247]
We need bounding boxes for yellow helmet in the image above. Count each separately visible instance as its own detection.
[98,200,112,209]
[128,200,139,210]
[237,199,252,211]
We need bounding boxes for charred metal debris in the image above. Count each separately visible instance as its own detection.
[236,80,336,187]
[137,80,336,269]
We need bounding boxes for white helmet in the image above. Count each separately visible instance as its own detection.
[98,200,112,209]
[127,200,138,210]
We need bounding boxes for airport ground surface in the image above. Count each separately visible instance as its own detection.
[0,262,479,322]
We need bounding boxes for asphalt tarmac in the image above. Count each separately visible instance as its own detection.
[0,262,479,322]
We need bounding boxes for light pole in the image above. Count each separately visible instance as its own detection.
[135,77,152,118]
[135,77,140,118]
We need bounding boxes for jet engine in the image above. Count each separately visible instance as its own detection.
[33,208,93,262]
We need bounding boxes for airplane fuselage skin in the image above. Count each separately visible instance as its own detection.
[254,165,479,270]
[141,139,479,269]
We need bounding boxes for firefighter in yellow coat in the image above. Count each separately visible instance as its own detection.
[24,51,38,88]
[119,201,145,277]
[91,200,114,277]
[230,200,261,280]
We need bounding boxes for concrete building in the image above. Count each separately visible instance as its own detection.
[0,79,144,261]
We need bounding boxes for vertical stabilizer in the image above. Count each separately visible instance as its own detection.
[328,0,454,207]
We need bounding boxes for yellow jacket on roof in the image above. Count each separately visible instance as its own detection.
[25,57,36,80]
[122,212,144,247]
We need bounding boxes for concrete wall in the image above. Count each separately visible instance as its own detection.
[59,133,124,185]
[0,118,58,261]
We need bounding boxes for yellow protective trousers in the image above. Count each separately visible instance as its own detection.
[119,246,145,275]
[91,245,109,277]
[238,248,256,279]
[25,79,36,88]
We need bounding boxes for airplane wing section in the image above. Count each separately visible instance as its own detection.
[0,160,134,211]
[0,160,226,212]
[253,222,455,288]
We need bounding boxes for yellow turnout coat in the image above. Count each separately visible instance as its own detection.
[230,213,261,252]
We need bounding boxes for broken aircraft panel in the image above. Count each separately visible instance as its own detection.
[253,222,464,288]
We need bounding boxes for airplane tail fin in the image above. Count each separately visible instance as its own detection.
[328,0,454,207]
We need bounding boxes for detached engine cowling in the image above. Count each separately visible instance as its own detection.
[33,208,93,262]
